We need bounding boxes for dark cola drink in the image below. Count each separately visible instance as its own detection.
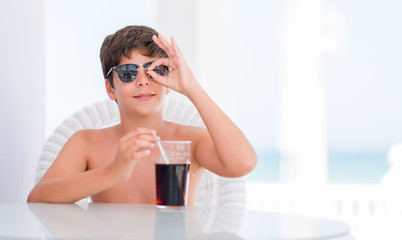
[155,163,190,207]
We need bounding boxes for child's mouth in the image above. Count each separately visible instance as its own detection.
[133,93,156,100]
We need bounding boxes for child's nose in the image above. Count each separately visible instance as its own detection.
[135,66,151,86]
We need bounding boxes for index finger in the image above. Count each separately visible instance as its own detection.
[148,58,171,71]
[153,34,174,57]
[170,37,185,59]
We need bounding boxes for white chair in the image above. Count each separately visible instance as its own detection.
[35,97,246,208]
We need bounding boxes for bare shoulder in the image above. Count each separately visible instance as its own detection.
[58,126,118,163]
[49,126,117,170]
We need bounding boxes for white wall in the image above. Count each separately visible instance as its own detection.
[0,0,45,203]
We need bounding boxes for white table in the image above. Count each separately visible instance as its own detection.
[0,203,353,239]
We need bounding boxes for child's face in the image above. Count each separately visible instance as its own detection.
[105,50,169,115]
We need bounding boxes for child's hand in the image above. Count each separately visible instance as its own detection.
[109,128,159,182]
[147,34,198,96]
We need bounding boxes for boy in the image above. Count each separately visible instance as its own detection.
[27,25,257,204]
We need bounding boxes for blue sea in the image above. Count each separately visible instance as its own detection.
[246,152,390,184]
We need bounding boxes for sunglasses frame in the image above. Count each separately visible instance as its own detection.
[106,61,169,83]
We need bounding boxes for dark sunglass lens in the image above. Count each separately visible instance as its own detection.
[116,65,138,82]
[161,66,169,76]
[153,65,169,76]
[153,66,161,75]
[116,71,135,82]
[122,72,135,82]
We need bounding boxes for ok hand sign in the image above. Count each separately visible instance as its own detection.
[147,34,198,97]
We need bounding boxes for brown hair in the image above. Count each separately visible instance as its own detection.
[100,25,168,87]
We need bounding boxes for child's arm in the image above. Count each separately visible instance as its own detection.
[185,83,257,177]
[149,35,257,177]
[27,128,158,203]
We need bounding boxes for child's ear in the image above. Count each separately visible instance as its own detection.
[105,79,116,100]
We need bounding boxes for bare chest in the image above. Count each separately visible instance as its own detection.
[88,145,157,203]
[85,132,203,204]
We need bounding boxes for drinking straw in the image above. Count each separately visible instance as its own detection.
[157,141,169,164]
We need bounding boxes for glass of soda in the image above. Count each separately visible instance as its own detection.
[155,141,191,209]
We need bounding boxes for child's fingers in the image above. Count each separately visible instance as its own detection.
[152,35,167,52]
[131,149,151,159]
[156,34,171,50]
[133,139,155,149]
[170,37,184,59]
[120,128,157,147]
[154,34,175,57]
[147,70,168,87]
[148,58,171,70]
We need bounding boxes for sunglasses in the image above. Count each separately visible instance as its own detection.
[106,61,169,83]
